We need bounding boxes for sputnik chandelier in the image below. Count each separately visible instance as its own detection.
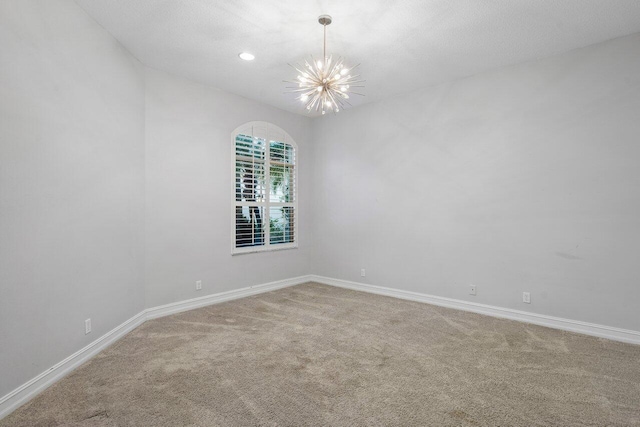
[286,15,364,115]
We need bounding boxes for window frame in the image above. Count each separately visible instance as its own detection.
[231,121,298,255]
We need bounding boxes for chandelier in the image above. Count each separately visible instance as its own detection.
[286,15,364,115]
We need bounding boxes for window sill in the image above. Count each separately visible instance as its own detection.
[231,244,298,256]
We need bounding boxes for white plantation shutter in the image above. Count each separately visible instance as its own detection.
[232,122,297,254]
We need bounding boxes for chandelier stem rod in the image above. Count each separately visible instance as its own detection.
[323,23,326,66]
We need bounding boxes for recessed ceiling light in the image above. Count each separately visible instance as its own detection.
[239,52,255,61]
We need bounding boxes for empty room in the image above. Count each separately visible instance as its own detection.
[1,1,640,425]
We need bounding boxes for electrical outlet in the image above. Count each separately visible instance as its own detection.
[469,284,476,295]
[523,292,531,304]
[85,318,92,335]
[196,280,202,291]
[360,268,365,277]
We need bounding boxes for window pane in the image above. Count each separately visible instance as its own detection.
[236,162,265,202]
[269,140,294,164]
[269,164,294,203]
[236,134,265,160]
[235,205,265,248]
[269,207,295,245]
[235,134,266,202]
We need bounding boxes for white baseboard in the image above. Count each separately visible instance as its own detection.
[0,275,312,421]
[145,275,313,320]
[0,311,147,421]
[310,275,640,345]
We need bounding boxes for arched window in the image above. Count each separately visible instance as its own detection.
[232,122,297,254]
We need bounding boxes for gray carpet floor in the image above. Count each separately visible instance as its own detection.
[2,282,639,426]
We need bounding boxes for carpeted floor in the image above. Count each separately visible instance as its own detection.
[2,282,640,426]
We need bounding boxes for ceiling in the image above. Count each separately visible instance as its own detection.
[75,0,640,117]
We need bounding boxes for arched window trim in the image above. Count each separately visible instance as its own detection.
[231,121,298,255]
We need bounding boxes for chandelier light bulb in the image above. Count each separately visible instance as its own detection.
[284,14,365,114]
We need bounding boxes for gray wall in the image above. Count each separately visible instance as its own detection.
[311,33,640,332]
[0,1,146,396]
[0,0,314,399]
[0,1,314,398]
[144,68,313,308]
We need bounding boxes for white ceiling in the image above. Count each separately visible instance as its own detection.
[75,0,640,116]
